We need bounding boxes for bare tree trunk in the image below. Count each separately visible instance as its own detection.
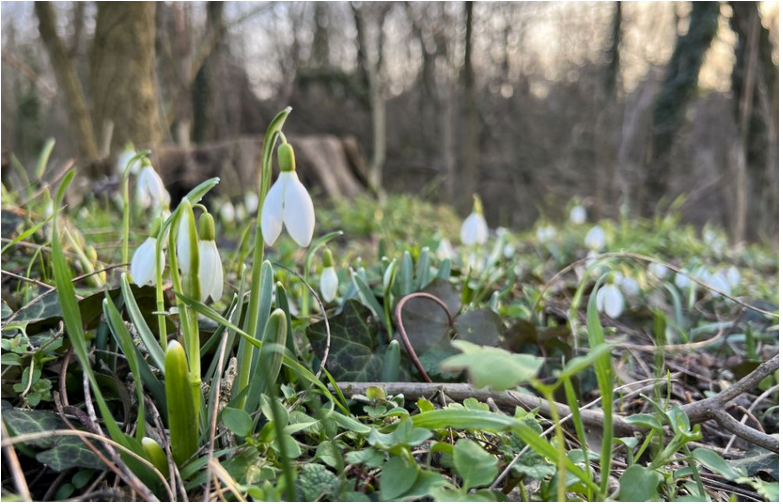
[90,1,161,152]
[644,2,719,216]
[34,1,99,159]
[460,1,479,212]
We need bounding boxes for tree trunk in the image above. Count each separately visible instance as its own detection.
[192,2,225,143]
[90,1,161,152]
[729,1,778,242]
[644,2,719,216]
[34,1,99,159]
[459,1,479,212]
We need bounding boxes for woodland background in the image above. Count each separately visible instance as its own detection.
[1,1,779,243]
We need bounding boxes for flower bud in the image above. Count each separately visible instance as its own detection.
[278,142,296,172]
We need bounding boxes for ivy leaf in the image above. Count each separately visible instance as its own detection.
[618,464,662,502]
[397,279,460,353]
[454,309,503,346]
[308,300,386,381]
[1,404,104,471]
[511,451,555,480]
[730,446,778,480]
[441,341,544,390]
[453,439,498,490]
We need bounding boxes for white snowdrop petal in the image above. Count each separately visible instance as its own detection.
[475,215,489,244]
[585,226,606,251]
[437,239,454,260]
[603,284,624,318]
[261,175,286,246]
[245,192,259,214]
[282,173,315,247]
[726,266,740,288]
[198,241,224,302]
[320,266,339,303]
[461,213,487,245]
[595,285,607,313]
[675,272,692,289]
[709,272,730,294]
[621,277,640,297]
[131,238,159,286]
[570,205,586,224]
[176,217,192,272]
[220,202,236,224]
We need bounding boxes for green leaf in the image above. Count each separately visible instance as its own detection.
[730,446,778,479]
[398,279,460,353]
[692,448,744,480]
[222,407,253,437]
[297,463,339,501]
[394,417,433,447]
[618,464,662,502]
[381,456,419,500]
[120,274,165,371]
[625,414,664,432]
[402,470,448,500]
[441,340,543,390]
[2,405,104,471]
[454,309,503,347]
[346,448,385,468]
[308,300,385,381]
[511,451,556,480]
[316,441,343,470]
[453,439,498,490]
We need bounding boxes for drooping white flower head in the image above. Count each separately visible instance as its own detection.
[117,144,141,176]
[261,143,315,247]
[460,195,489,246]
[675,270,694,290]
[726,266,740,289]
[596,283,624,318]
[569,205,587,225]
[503,243,516,259]
[136,161,171,210]
[244,191,259,215]
[197,213,223,302]
[536,224,556,243]
[620,276,640,297]
[320,248,338,303]
[437,238,455,261]
[647,262,670,280]
[585,225,606,251]
[219,201,236,225]
[130,217,164,287]
[707,271,731,294]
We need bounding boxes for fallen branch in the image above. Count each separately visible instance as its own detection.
[334,355,780,453]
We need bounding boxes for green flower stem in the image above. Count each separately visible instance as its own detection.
[542,387,567,503]
[122,169,130,266]
[240,108,291,410]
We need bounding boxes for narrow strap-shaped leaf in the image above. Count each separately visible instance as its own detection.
[120,274,165,371]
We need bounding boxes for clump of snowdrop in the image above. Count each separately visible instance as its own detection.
[136,160,171,210]
[131,216,164,287]
[585,225,606,251]
[569,204,587,225]
[261,142,315,247]
[320,248,339,303]
[460,195,489,246]
[197,213,223,302]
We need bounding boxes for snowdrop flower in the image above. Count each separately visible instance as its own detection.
[219,201,236,225]
[136,161,170,210]
[536,225,556,243]
[244,192,259,215]
[117,144,141,176]
[675,270,694,290]
[467,251,485,271]
[503,243,516,258]
[569,205,587,225]
[726,266,740,289]
[620,276,640,297]
[197,213,223,302]
[131,217,164,287]
[647,262,670,280]
[596,281,624,318]
[460,195,489,246]
[707,271,731,294]
[320,248,338,303]
[235,203,248,222]
[437,238,455,261]
[585,225,606,251]
[261,142,315,247]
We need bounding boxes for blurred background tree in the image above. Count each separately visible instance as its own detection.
[2,1,779,243]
